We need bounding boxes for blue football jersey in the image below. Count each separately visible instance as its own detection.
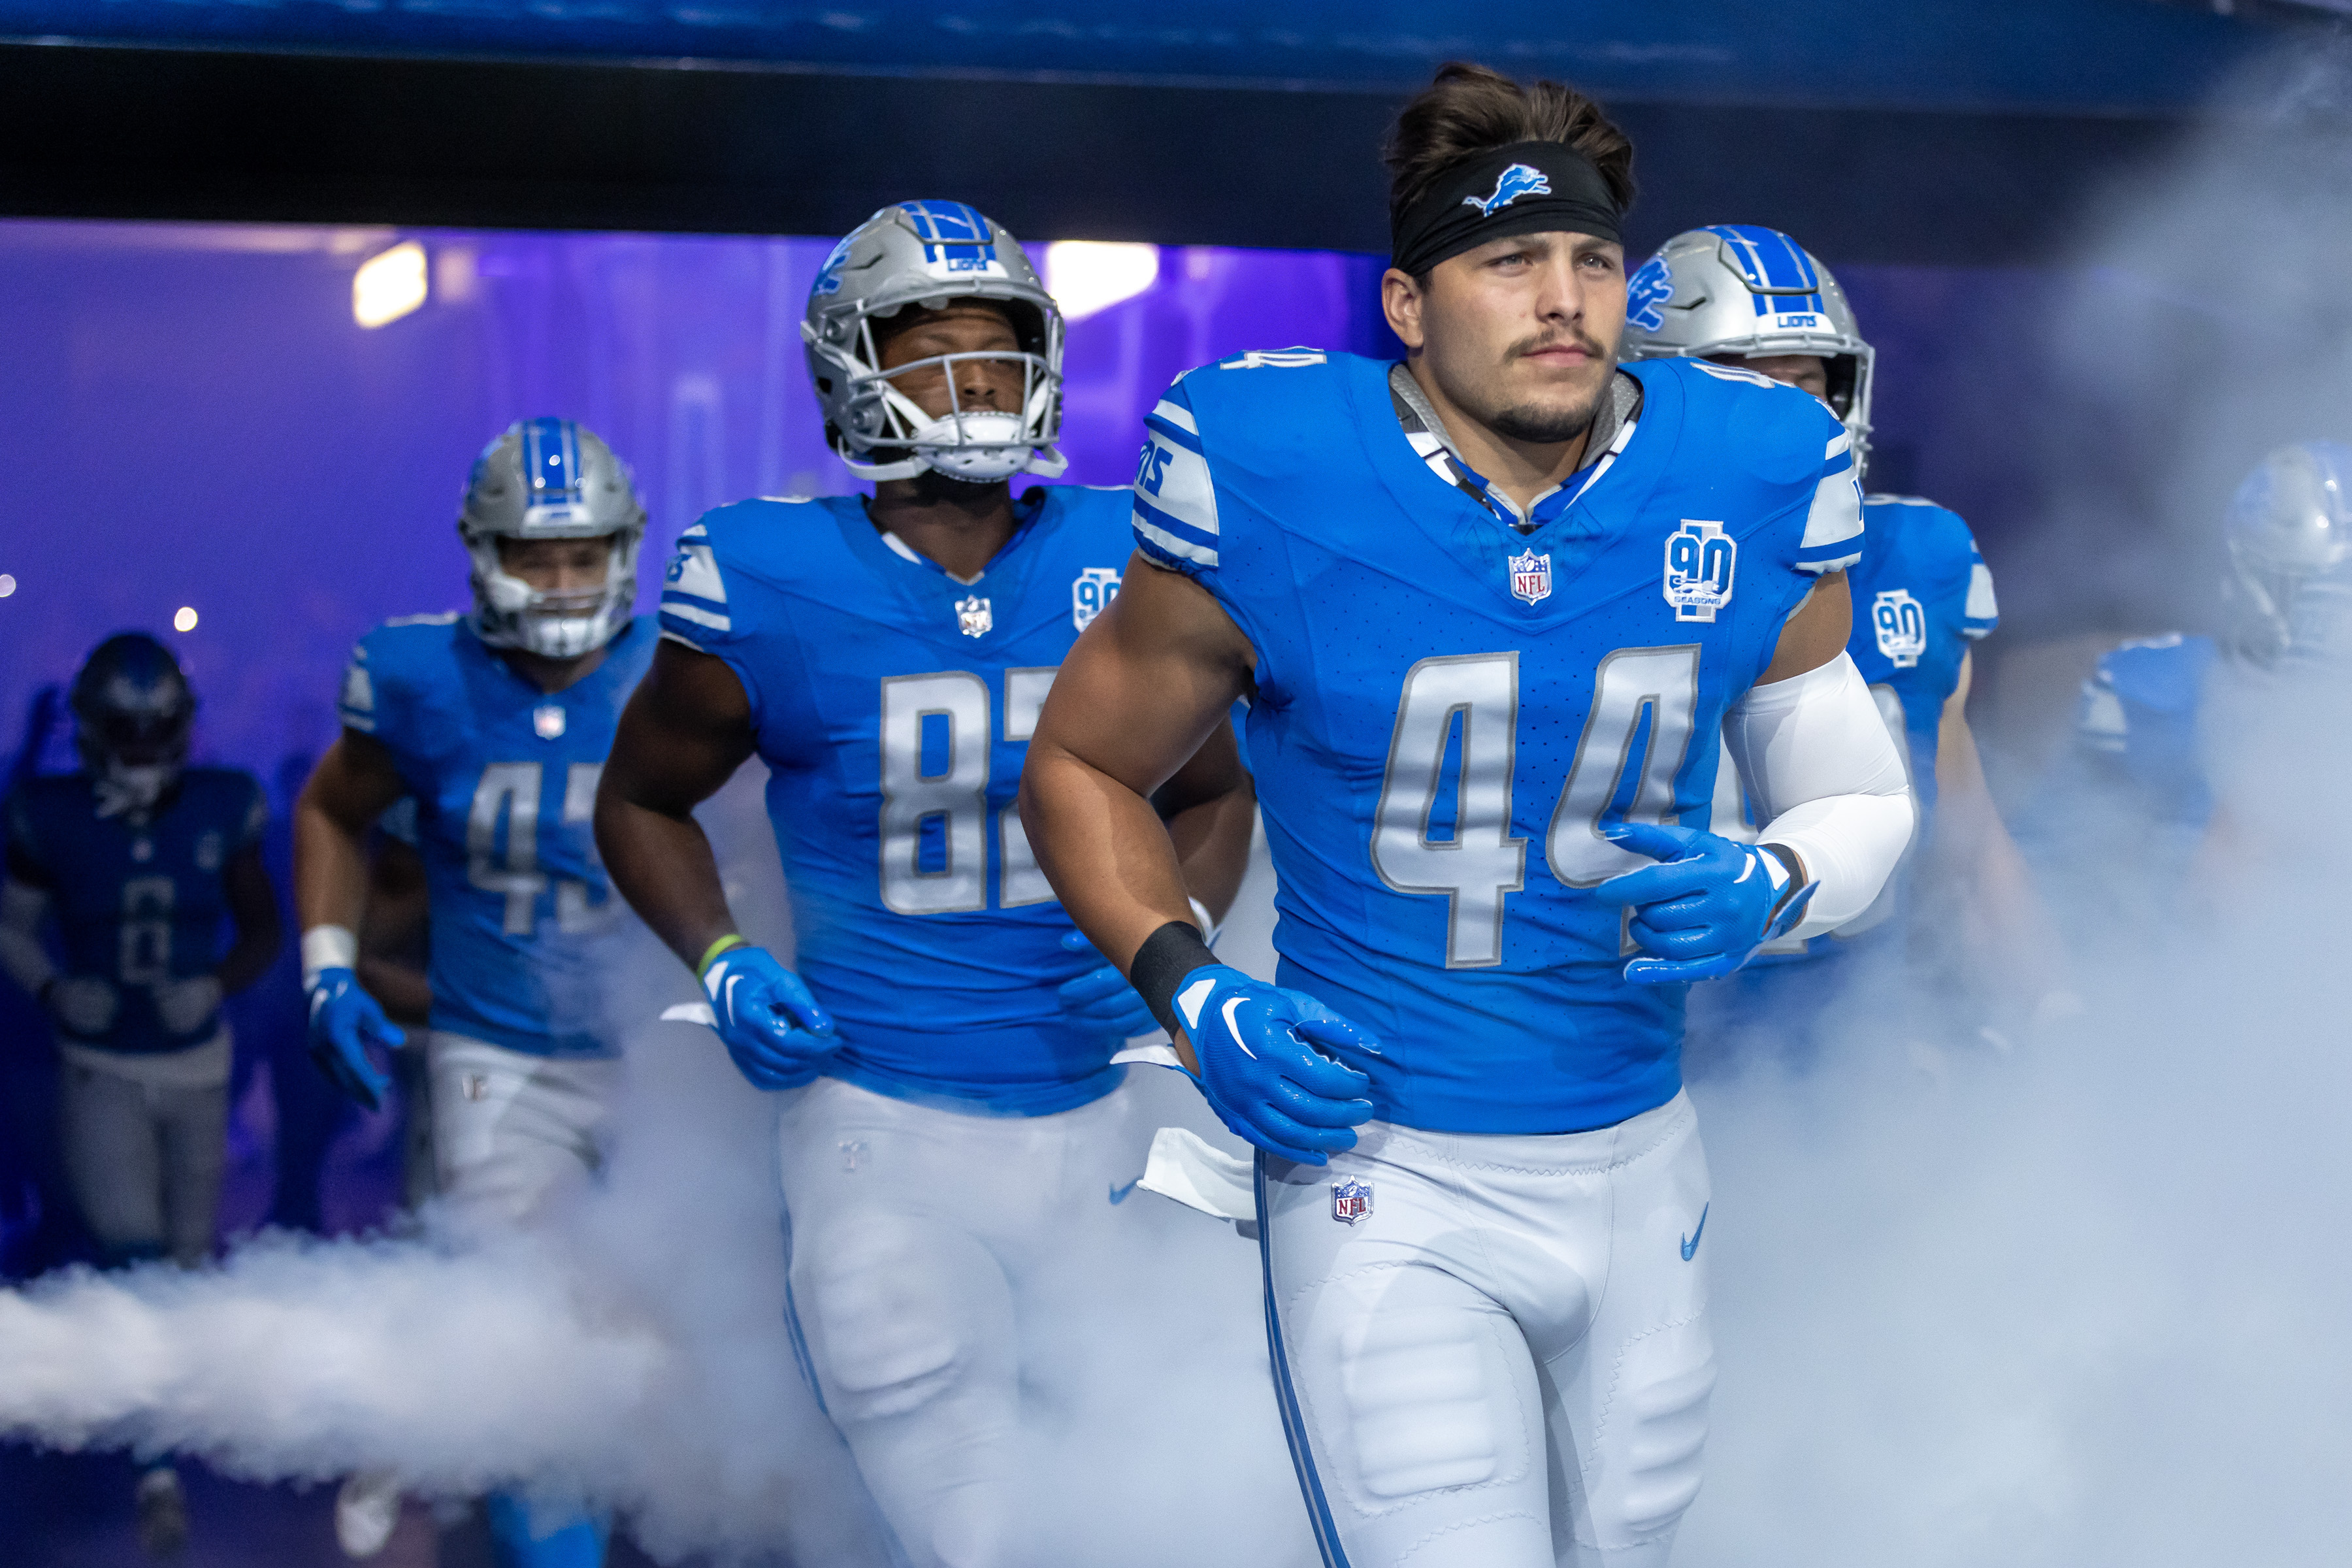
[4,768,267,1053]
[337,613,657,1057]
[1733,492,1998,964]
[2076,632,2217,830]
[657,485,1139,1116]
[1133,351,1864,1134]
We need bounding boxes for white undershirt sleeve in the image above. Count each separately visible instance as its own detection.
[1723,653,1915,938]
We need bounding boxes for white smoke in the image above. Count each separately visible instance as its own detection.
[0,776,1302,1565]
[1680,35,2352,1567]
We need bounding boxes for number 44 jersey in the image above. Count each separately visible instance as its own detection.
[338,613,658,1058]
[657,487,1137,1116]
[1134,351,1863,1134]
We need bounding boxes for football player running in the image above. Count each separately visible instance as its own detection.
[2070,441,2352,901]
[1019,65,1914,1568]
[1620,225,2065,1064]
[595,201,1260,1568]
[295,419,654,1565]
[0,631,282,1557]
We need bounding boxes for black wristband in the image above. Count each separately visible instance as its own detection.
[1759,842,1809,921]
[1128,920,1218,1037]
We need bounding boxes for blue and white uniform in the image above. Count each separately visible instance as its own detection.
[659,487,1272,1568]
[3,768,265,1264]
[2076,633,2217,832]
[1132,350,1862,1567]
[337,612,657,1222]
[1686,494,1997,1062]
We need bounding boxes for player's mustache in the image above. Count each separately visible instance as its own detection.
[1505,330,1606,363]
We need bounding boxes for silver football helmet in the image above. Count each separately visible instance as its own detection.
[2221,440,2352,666]
[1621,224,1874,468]
[71,632,195,818]
[802,200,1068,483]
[458,418,646,659]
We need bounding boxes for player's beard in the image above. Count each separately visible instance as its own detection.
[907,466,1011,507]
[1484,329,1614,445]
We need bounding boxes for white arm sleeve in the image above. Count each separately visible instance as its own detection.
[0,878,57,998]
[1723,653,1915,939]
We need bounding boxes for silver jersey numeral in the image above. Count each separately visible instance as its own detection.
[118,875,175,985]
[997,668,1059,907]
[468,762,547,935]
[1371,645,1705,966]
[1371,653,1526,968]
[879,672,991,915]
[1546,645,1702,887]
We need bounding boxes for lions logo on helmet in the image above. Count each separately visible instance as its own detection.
[1621,223,1876,472]
[1626,254,1674,334]
[458,418,647,661]
[802,200,1069,485]
[2221,440,2352,666]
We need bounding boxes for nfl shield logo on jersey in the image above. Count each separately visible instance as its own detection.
[533,704,566,740]
[1872,588,1928,668]
[1663,519,1738,623]
[1071,566,1122,631]
[956,595,994,638]
[1508,547,1553,606]
[1331,1177,1373,1226]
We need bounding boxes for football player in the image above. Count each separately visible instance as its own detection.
[1019,64,1915,1568]
[295,419,655,1566]
[2072,441,2352,895]
[594,201,1260,1568]
[0,630,283,1556]
[1620,225,2063,1064]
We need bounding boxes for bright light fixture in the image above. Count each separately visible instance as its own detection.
[0,574,14,598]
[1045,242,1160,322]
[173,606,198,632]
[353,241,429,329]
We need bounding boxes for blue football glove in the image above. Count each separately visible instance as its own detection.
[1591,821,1818,984]
[1055,930,1159,1039]
[703,945,838,1090]
[305,968,400,1111]
[1167,964,1377,1166]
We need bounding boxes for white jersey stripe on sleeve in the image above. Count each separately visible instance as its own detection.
[1964,561,2000,632]
[1797,467,1865,572]
[659,598,731,633]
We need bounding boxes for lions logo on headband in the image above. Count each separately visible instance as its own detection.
[1463,163,1552,218]
[1627,255,1674,333]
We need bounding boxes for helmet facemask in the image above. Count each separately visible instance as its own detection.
[802,201,1070,485]
[465,531,643,660]
[2221,442,2352,669]
[459,418,647,660]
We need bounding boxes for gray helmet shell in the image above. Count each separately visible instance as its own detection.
[457,418,646,660]
[2222,440,2352,666]
[802,201,1068,483]
[1621,224,1874,469]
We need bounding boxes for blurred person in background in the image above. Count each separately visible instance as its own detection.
[295,418,657,1566]
[596,200,1262,1568]
[0,632,283,1557]
[1622,224,2068,1069]
[2070,440,2352,907]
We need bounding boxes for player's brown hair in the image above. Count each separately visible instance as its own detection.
[1383,61,1636,236]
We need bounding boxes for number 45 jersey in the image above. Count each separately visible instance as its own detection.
[657,486,1137,1116]
[1134,351,1863,1135]
[338,613,657,1058]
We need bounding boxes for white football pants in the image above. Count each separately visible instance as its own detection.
[1258,1091,1716,1568]
[427,1034,617,1228]
[775,1074,1299,1568]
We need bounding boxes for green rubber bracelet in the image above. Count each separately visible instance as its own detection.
[696,933,749,978]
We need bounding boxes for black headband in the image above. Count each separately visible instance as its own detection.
[1391,140,1623,280]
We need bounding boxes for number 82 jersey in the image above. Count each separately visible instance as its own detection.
[1134,351,1863,1135]
[658,486,1139,1117]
